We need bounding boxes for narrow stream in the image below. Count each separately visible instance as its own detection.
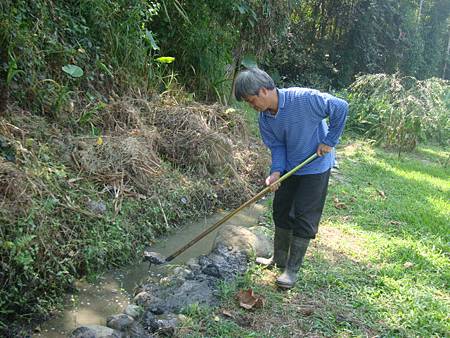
[34,202,267,337]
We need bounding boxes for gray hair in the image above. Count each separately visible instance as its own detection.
[234,68,275,101]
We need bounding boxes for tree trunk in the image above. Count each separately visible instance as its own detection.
[443,29,450,79]
[0,43,8,116]
[418,0,424,23]
[228,47,242,104]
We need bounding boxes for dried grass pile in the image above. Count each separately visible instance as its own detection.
[0,160,33,217]
[69,97,270,207]
[2,100,269,211]
[95,99,145,132]
[232,143,270,187]
[0,113,44,218]
[72,130,161,193]
[151,103,249,175]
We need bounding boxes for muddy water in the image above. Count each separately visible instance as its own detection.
[34,202,267,337]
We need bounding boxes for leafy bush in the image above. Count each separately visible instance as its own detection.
[347,73,450,152]
[0,0,160,115]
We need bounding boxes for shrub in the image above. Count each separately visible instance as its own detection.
[0,0,160,115]
[347,73,450,152]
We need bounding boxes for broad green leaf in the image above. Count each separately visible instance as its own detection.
[156,56,175,64]
[62,65,83,78]
[237,4,246,14]
[145,30,159,50]
[241,55,258,69]
[96,61,113,76]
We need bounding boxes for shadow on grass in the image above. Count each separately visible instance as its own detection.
[414,145,449,165]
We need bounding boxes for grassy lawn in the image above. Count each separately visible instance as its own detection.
[179,141,449,337]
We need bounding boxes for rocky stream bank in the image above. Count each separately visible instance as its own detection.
[68,221,272,338]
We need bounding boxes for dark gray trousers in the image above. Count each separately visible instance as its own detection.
[273,169,330,238]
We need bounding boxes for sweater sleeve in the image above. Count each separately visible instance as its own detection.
[258,115,286,174]
[309,92,348,147]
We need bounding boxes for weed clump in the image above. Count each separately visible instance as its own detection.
[348,74,450,153]
[152,103,248,175]
[72,131,161,193]
[0,160,33,217]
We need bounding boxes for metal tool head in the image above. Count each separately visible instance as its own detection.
[143,250,166,265]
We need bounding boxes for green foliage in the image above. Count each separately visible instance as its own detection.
[266,0,450,89]
[150,0,293,102]
[347,73,450,152]
[0,153,218,334]
[150,1,235,102]
[0,0,160,115]
[1,0,449,112]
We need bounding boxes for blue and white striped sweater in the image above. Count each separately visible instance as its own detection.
[258,87,348,176]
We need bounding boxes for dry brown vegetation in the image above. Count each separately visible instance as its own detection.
[1,96,269,219]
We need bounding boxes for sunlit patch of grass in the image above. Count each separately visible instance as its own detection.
[416,144,450,162]
[373,157,449,190]
[426,195,450,222]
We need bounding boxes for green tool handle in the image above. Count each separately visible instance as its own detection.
[165,152,319,262]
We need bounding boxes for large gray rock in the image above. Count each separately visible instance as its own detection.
[154,313,179,336]
[124,304,144,319]
[106,314,134,331]
[156,279,217,312]
[70,325,123,338]
[133,291,161,307]
[126,321,154,338]
[212,224,271,257]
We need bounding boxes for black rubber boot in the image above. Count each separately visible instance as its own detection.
[276,236,310,289]
[256,227,291,269]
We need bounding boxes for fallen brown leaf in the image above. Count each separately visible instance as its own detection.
[221,310,235,319]
[404,262,414,269]
[335,202,347,209]
[236,288,264,310]
[333,197,348,209]
[377,190,386,198]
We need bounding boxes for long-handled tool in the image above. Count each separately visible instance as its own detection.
[144,153,319,265]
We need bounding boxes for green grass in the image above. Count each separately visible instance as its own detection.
[232,101,260,138]
[179,141,450,337]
